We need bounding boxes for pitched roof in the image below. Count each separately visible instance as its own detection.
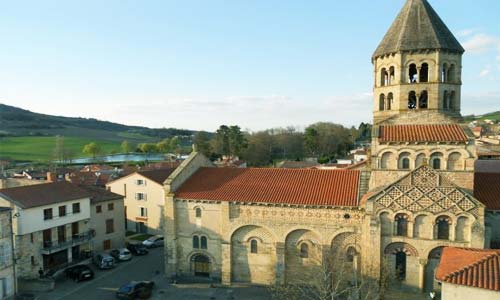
[373,0,464,59]
[0,181,90,209]
[436,247,500,291]
[277,161,320,169]
[475,160,500,173]
[137,168,177,185]
[175,167,361,206]
[474,173,500,210]
[378,124,469,143]
[76,185,123,204]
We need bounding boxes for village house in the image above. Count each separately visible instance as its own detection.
[0,182,93,278]
[0,207,15,299]
[107,168,177,235]
[436,247,500,300]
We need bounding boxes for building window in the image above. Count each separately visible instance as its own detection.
[57,225,66,243]
[300,243,309,258]
[419,91,428,109]
[200,236,208,249]
[396,252,407,280]
[43,208,53,220]
[419,63,429,82]
[379,94,385,111]
[72,222,79,238]
[193,236,200,249]
[103,239,111,250]
[140,207,147,217]
[96,205,102,213]
[108,203,114,211]
[136,179,145,185]
[106,219,114,234]
[432,158,441,170]
[437,216,451,240]
[58,205,66,217]
[250,239,258,254]
[346,247,357,262]
[72,203,81,214]
[135,193,146,201]
[195,207,202,218]
[408,91,417,109]
[408,64,418,83]
[395,214,409,236]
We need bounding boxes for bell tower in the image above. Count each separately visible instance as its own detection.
[368,0,476,190]
[372,0,465,125]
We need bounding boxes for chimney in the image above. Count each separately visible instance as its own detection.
[47,172,56,182]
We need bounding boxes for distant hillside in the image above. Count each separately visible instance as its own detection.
[0,103,198,141]
[463,111,500,123]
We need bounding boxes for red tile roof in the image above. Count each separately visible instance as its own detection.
[474,173,500,210]
[379,124,468,143]
[436,247,500,291]
[0,181,90,208]
[175,167,360,206]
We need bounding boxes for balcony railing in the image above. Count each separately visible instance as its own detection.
[42,230,94,254]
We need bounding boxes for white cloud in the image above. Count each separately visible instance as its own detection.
[461,33,500,53]
[479,68,491,77]
[456,28,478,38]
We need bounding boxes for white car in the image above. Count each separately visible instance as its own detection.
[110,248,132,261]
[142,235,164,248]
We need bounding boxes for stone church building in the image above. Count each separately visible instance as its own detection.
[162,0,500,292]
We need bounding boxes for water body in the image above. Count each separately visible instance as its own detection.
[64,153,170,164]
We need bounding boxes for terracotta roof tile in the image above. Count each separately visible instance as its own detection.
[0,181,90,209]
[176,167,360,206]
[474,173,500,210]
[436,247,500,291]
[379,124,468,143]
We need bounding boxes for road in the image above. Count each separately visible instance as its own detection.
[35,247,165,300]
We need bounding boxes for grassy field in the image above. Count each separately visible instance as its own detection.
[0,136,120,162]
[464,111,500,122]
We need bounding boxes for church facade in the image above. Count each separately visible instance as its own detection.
[162,0,499,293]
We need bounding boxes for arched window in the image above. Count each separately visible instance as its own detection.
[408,91,417,109]
[379,94,385,111]
[415,154,426,167]
[448,64,455,82]
[441,63,448,82]
[409,64,418,83]
[396,252,407,280]
[395,214,409,236]
[300,243,309,258]
[443,91,449,109]
[436,216,451,240]
[346,247,357,262]
[455,216,469,242]
[380,68,388,86]
[195,207,202,218]
[447,152,463,171]
[193,236,200,248]
[250,239,258,253]
[398,152,411,169]
[430,152,443,170]
[419,63,429,82]
[419,91,428,109]
[449,91,456,110]
[389,66,395,84]
[200,236,208,249]
[380,152,395,169]
[387,93,393,110]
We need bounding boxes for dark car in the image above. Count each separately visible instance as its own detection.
[126,243,149,256]
[64,265,94,282]
[116,281,154,299]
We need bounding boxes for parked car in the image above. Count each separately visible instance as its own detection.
[142,235,164,248]
[92,253,115,269]
[110,248,133,261]
[126,242,149,255]
[116,281,155,299]
[64,264,94,282]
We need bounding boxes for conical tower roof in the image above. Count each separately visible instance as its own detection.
[373,0,464,60]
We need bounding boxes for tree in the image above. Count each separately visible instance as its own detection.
[169,136,181,154]
[121,140,132,153]
[138,143,157,153]
[194,131,212,155]
[214,125,231,156]
[214,125,247,158]
[156,139,171,153]
[304,127,319,156]
[82,142,101,158]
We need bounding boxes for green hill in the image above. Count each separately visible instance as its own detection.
[463,111,500,123]
[0,103,205,162]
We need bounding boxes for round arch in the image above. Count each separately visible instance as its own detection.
[384,242,418,257]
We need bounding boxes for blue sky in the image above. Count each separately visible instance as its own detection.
[0,0,499,131]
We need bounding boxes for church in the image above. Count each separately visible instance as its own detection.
[161,0,500,293]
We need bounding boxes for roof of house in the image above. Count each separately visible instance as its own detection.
[0,181,91,209]
[378,124,469,143]
[474,172,500,210]
[436,247,500,291]
[276,161,320,169]
[373,0,464,59]
[175,167,361,206]
[475,160,500,173]
[76,185,123,204]
[136,168,177,185]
